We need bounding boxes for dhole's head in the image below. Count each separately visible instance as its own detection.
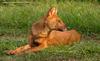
[45,7,67,31]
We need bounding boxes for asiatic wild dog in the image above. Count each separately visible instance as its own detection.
[7,30,81,55]
[28,7,67,47]
[7,7,68,55]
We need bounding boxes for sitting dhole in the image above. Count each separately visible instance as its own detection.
[7,30,81,55]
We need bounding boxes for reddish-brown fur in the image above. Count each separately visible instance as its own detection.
[7,30,81,55]
[28,7,67,47]
[7,7,81,55]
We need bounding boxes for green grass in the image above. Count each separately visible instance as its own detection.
[0,37,100,61]
[0,1,100,61]
[0,1,100,36]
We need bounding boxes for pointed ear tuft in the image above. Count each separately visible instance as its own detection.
[47,7,57,16]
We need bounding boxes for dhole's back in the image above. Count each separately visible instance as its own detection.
[47,30,81,45]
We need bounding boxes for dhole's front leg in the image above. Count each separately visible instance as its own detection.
[7,44,31,55]
[24,38,48,53]
[28,34,36,47]
[28,39,48,53]
[28,33,47,47]
[7,38,48,55]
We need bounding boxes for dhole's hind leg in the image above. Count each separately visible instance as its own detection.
[7,44,31,55]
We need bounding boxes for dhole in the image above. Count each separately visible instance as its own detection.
[28,7,67,47]
[7,30,81,55]
[7,7,68,55]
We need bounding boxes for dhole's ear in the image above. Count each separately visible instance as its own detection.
[47,7,57,16]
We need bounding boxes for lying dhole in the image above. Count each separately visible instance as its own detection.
[7,30,81,55]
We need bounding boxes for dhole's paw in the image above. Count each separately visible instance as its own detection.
[6,50,16,55]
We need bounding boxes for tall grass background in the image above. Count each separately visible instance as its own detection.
[0,0,100,37]
[0,0,100,61]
